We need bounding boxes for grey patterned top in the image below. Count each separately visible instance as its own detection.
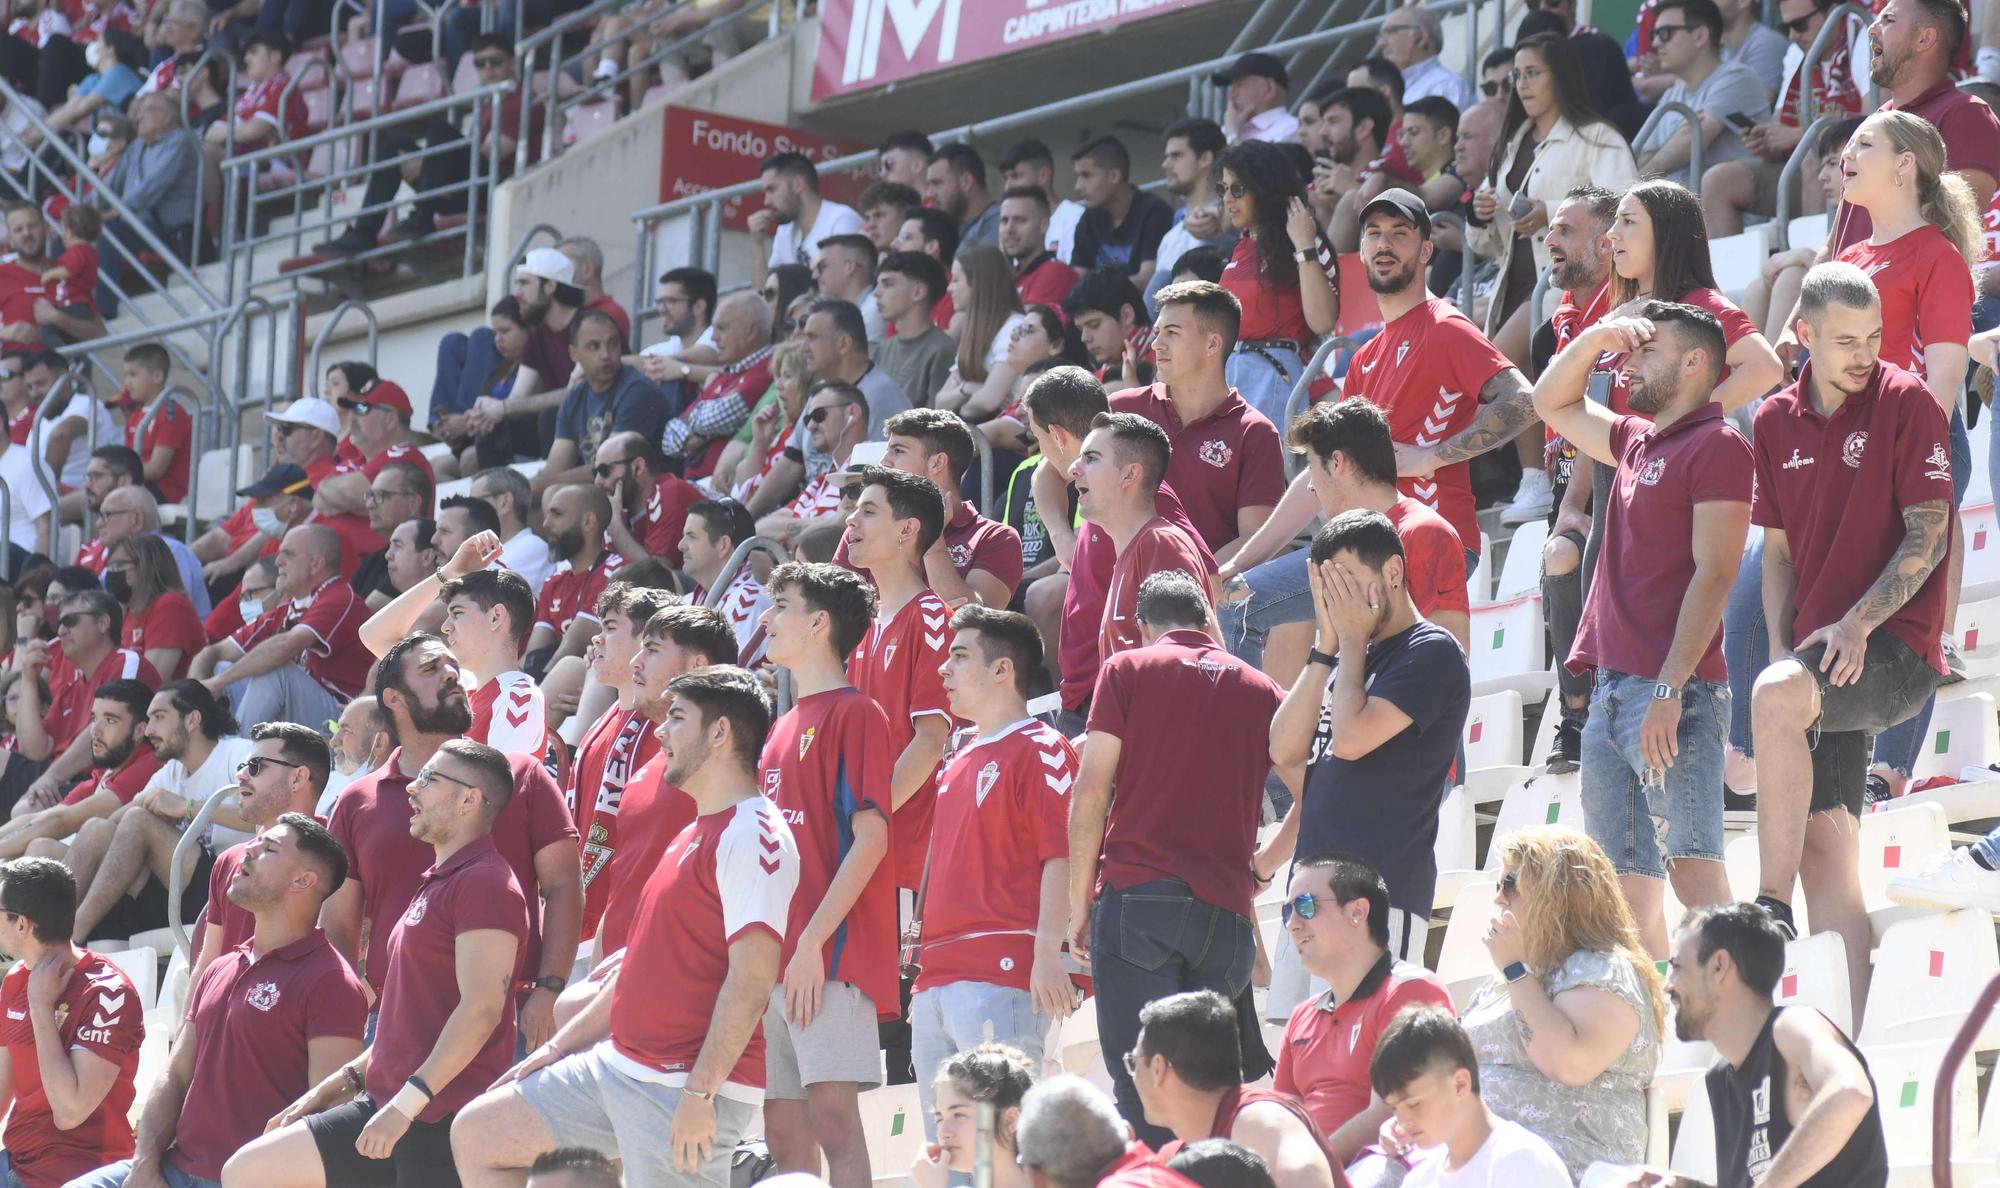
[1460,949,1660,1179]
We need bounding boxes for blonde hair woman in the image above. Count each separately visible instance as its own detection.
[1455,826,1664,1179]
[936,245,1027,422]
[723,341,809,503]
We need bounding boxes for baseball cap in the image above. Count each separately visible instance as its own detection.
[237,462,310,499]
[518,247,575,286]
[266,396,341,438]
[1211,51,1289,90]
[345,378,412,418]
[1358,188,1433,239]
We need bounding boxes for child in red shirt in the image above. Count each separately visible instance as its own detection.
[41,203,101,318]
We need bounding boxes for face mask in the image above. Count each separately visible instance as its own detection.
[103,570,130,603]
[251,506,283,537]
[86,133,109,158]
[238,597,264,621]
[83,40,100,70]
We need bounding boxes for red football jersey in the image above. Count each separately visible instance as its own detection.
[469,670,548,760]
[914,720,1075,993]
[594,751,692,954]
[846,590,956,890]
[123,394,191,503]
[123,591,204,679]
[758,689,899,1019]
[0,951,143,1188]
[576,706,664,937]
[228,577,371,699]
[1340,298,1513,554]
[605,798,799,1095]
[533,552,625,639]
[631,473,704,566]
[1836,224,1975,385]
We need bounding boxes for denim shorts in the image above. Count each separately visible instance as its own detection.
[1579,671,1729,878]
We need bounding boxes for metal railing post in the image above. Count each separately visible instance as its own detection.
[1283,339,1343,478]
[1795,3,1870,128]
[25,372,75,539]
[169,782,240,958]
[1774,113,1840,229]
[1629,100,1706,191]
[308,300,383,385]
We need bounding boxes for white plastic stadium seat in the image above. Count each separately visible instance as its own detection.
[1858,908,2000,1050]
[1484,772,1583,868]
[1468,532,1493,604]
[1955,595,2000,679]
[1489,519,1547,603]
[1856,801,1951,915]
[1962,504,2000,593]
[1771,931,1853,1038]
[1668,1063,1718,1182]
[1708,227,1774,303]
[1724,833,1811,935]
[1466,595,1552,700]
[1786,213,1830,251]
[103,945,159,1015]
[858,1083,923,1182]
[1462,689,1524,771]
[1864,1039,1978,1183]
[1911,694,1999,782]
[1432,785,1482,906]
[1431,878,1500,1009]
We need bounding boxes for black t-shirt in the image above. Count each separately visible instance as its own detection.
[1297,619,1470,918]
[1708,1007,1888,1188]
[1070,190,1176,276]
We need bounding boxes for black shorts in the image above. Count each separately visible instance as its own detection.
[93,843,214,943]
[1794,630,1939,815]
[306,1095,461,1188]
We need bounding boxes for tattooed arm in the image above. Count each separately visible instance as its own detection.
[1395,367,1535,478]
[1799,499,1950,687]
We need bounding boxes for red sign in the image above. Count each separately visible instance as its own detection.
[812,0,1226,99]
[658,107,872,231]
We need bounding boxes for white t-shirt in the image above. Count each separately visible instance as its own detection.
[55,392,123,489]
[768,200,864,270]
[1049,199,1086,264]
[500,528,555,597]
[985,312,1028,374]
[1403,1119,1574,1188]
[0,437,52,554]
[141,736,257,851]
[638,324,720,358]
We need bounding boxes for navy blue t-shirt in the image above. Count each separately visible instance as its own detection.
[1069,190,1175,277]
[1296,619,1470,918]
[552,365,669,469]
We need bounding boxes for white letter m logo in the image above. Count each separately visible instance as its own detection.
[842,0,962,84]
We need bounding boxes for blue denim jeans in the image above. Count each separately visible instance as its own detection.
[1218,550,1311,672]
[430,326,500,426]
[1226,343,1304,431]
[1579,672,1729,878]
[910,982,1049,1139]
[1090,880,1254,1147]
[63,1159,220,1188]
[1972,822,2000,868]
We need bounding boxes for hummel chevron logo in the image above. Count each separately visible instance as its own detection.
[1044,770,1074,795]
[760,854,782,873]
[1038,749,1065,769]
[94,991,127,1015]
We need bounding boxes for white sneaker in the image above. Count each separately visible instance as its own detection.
[1501,469,1554,525]
[1886,846,2000,912]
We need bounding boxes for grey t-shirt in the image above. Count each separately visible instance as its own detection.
[856,364,911,438]
[1723,24,1791,103]
[875,325,957,410]
[1639,59,1773,186]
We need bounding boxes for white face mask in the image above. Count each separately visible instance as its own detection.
[238,597,264,621]
[86,132,109,157]
[250,506,283,537]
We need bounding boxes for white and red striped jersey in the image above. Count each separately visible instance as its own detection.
[695,569,772,668]
[469,671,547,759]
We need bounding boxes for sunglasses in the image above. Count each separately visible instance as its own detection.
[337,398,382,413]
[785,317,806,333]
[1281,891,1330,924]
[761,287,780,300]
[1481,80,1503,96]
[1783,9,1823,31]
[238,755,304,777]
[806,406,836,425]
[57,611,101,629]
[1499,870,1520,897]
[1222,181,1250,199]
[473,55,508,68]
[1651,23,1687,41]
[593,460,630,479]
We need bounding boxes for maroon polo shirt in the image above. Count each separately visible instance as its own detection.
[1830,80,2000,253]
[1084,628,1283,920]
[1059,482,1218,712]
[1751,361,1955,673]
[1111,383,1286,553]
[171,930,368,1180]
[1099,516,1212,662]
[327,750,579,994]
[366,836,529,1123]
[1570,405,1752,683]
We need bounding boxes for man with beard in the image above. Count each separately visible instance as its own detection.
[1659,903,1887,1187]
[596,431,703,569]
[12,588,159,810]
[0,200,102,348]
[469,250,591,470]
[452,667,800,1188]
[1145,120,1228,312]
[1537,186,1619,774]
[1336,191,1531,573]
[192,524,370,728]
[533,311,669,502]
[681,498,772,667]
[1000,185,1080,309]
[193,722,335,983]
[750,151,864,290]
[229,741,528,1188]
[926,144,999,249]
[0,679,163,860]
[323,634,580,1053]
[360,533,547,757]
[528,485,624,674]
[64,680,255,943]
[1302,87,1391,229]
[567,584,679,935]
[1534,306,1750,958]
[321,694,389,813]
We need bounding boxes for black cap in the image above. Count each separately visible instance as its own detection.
[1358,188,1433,239]
[237,462,310,499]
[1211,51,1289,90]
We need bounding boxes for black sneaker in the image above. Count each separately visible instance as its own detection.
[1863,773,1893,807]
[1723,787,1758,813]
[385,210,437,241]
[1753,895,1798,940]
[313,230,377,256]
[1545,717,1582,774]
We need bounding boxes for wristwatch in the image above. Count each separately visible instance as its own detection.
[1652,682,1682,701]
[1292,248,1312,263]
[684,1087,716,1101]
[533,975,568,994]
[1307,648,1337,668]
[1503,960,1531,984]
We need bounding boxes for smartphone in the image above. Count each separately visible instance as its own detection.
[1508,191,1535,220]
[1724,111,1758,132]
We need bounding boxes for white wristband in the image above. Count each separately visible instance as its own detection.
[388,1082,430,1119]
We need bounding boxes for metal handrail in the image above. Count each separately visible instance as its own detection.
[541,2,768,153]
[307,300,382,389]
[1283,337,1343,479]
[1775,112,1842,231]
[0,75,224,308]
[168,781,240,958]
[224,80,516,169]
[625,0,1478,311]
[0,476,13,567]
[133,385,204,540]
[504,223,566,280]
[177,45,238,248]
[24,372,76,538]
[1630,99,1707,187]
[701,535,787,610]
[1793,3,1870,127]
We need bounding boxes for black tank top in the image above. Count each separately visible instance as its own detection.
[1706,1006,1888,1188]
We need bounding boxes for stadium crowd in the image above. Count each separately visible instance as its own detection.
[0,0,1994,1184]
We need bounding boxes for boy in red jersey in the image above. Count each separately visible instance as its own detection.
[756,562,897,1188]
[912,606,1078,1134]
[1070,413,1211,662]
[843,466,956,891]
[452,666,802,1188]
[0,858,145,1188]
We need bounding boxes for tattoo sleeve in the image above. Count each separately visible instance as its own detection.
[1848,499,1951,630]
[1430,368,1536,466]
